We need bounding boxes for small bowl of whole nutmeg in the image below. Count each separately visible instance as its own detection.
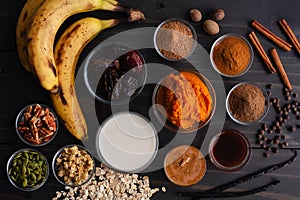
[52,144,95,187]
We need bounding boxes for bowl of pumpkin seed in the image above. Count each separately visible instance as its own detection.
[7,148,49,191]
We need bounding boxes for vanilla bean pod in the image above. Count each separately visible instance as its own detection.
[188,180,280,199]
[178,150,297,197]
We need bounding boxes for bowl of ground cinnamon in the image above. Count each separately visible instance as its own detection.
[226,82,269,125]
[210,34,253,77]
[154,18,197,61]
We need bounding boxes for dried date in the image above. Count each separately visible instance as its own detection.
[96,50,144,101]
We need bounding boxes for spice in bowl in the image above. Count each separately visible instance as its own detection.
[154,18,197,61]
[52,145,95,186]
[7,149,49,191]
[164,145,206,186]
[211,34,253,77]
[154,71,215,132]
[226,82,269,125]
[16,103,58,146]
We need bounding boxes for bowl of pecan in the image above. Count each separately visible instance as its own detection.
[15,103,58,147]
[52,144,95,187]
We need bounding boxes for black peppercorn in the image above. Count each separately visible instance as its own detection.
[286,96,292,101]
[272,148,279,153]
[292,93,299,98]
[273,139,280,144]
[263,152,269,157]
[262,123,268,131]
[266,84,273,89]
[257,140,263,145]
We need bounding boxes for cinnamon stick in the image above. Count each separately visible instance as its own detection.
[278,19,300,56]
[269,48,292,90]
[251,20,292,51]
[248,31,276,73]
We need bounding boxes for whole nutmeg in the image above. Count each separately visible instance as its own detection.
[209,8,225,21]
[203,19,219,35]
[189,9,202,22]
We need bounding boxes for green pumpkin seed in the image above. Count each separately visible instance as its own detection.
[22,165,26,174]
[12,159,17,166]
[27,168,31,175]
[24,152,29,159]
[17,159,22,166]
[19,174,25,180]
[22,178,28,187]
[38,160,43,166]
[10,175,17,182]
[30,173,36,181]
[36,174,42,181]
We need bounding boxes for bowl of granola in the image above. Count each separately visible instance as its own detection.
[52,145,95,187]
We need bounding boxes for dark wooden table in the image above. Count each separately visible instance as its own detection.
[1,0,300,199]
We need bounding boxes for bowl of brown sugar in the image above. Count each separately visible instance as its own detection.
[226,82,269,125]
[210,34,253,77]
[154,18,197,61]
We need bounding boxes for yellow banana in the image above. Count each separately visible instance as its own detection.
[51,17,118,140]
[26,0,122,92]
[16,0,45,72]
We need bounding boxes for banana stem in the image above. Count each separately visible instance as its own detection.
[104,0,146,22]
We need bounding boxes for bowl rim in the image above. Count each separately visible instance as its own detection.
[152,70,216,133]
[51,144,96,187]
[208,129,252,171]
[6,148,49,191]
[226,82,270,125]
[15,103,59,147]
[153,18,197,62]
[83,42,147,106]
[163,145,207,186]
[210,33,254,78]
[95,111,159,173]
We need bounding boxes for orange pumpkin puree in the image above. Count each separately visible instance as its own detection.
[157,71,212,129]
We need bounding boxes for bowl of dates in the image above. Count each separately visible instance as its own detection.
[83,43,147,105]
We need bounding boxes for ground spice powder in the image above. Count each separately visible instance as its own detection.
[156,20,194,60]
[213,36,251,76]
[228,83,265,122]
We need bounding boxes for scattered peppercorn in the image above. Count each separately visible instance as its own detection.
[266,84,273,89]
[263,152,269,157]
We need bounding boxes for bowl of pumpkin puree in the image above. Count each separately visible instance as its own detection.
[153,70,216,133]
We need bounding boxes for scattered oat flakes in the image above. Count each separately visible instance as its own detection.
[53,163,162,200]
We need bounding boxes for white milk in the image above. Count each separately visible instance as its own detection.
[96,112,158,172]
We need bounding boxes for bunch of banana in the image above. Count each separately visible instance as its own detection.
[16,0,145,140]
[50,18,120,140]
